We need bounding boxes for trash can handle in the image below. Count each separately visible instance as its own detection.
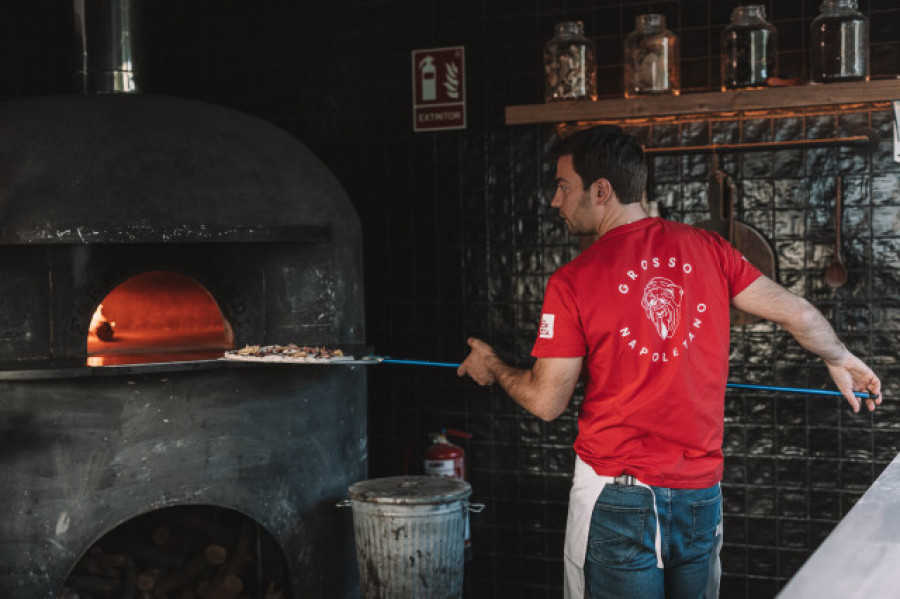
[336,499,351,508]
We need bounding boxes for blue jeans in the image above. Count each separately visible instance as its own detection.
[584,483,722,599]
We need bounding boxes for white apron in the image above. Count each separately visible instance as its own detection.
[563,456,662,599]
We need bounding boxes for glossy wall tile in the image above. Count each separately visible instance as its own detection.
[0,1,896,598]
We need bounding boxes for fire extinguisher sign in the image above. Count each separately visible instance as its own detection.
[411,46,466,132]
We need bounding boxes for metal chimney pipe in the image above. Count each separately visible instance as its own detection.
[73,0,143,93]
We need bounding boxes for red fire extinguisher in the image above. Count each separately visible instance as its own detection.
[423,429,470,480]
[423,429,473,555]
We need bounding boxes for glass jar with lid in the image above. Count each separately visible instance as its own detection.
[543,21,597,102]
[810,0,869,83]
[623,14,680,97]
[721,5,777,90]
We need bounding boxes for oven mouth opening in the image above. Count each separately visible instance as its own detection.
[87,270,234,366]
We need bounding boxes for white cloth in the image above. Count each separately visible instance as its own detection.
[563,456,663,599]
[564,457,609,599]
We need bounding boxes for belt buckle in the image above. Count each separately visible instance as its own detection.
[612,474,636,486]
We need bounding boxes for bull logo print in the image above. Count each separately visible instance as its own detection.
[641,277,683,340]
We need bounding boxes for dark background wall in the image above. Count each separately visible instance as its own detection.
[0,1,898,598]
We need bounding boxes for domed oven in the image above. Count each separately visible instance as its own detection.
[0,91,366,598]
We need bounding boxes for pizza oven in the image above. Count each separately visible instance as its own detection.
[0,25,367,598]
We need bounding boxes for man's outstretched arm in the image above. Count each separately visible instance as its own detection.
[457,337,582,422]
[732,276,882,413]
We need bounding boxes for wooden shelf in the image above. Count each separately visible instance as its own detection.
[505,79,900,125]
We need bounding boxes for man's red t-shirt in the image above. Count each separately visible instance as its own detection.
[532,217,762,488]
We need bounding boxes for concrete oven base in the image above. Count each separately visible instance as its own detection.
[0,363,367,599]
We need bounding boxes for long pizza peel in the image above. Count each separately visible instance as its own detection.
[372,357,878,400]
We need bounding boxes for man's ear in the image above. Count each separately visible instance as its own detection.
[594,178,613,205]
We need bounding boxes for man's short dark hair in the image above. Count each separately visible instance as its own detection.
[550,125,647,205]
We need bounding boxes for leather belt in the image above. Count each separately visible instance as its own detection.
[612,474,637,485]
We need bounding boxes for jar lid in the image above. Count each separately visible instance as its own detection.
[636,13,666,29]
[348,475,472,505]
[554,21,585,36]
[821,0,859,9]
[731,5,767,19]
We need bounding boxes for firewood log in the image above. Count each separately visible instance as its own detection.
[204,543,228,565]
[154,551,213,596]
[201,519,253,599]
[95,320,114,341]
[102,538,185,570]
[136,567,162,591]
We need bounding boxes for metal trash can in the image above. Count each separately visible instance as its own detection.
[345,476,473,599]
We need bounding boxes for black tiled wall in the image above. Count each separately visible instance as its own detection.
[1,1,898,598]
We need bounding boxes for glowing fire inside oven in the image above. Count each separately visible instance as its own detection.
[87,270,234,366]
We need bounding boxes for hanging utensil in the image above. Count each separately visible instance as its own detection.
[694,155,776,325]
[824,176,849,289]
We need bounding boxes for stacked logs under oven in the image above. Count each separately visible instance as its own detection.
[62,507,286,599]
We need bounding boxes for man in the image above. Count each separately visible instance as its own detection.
[457,125,882,599]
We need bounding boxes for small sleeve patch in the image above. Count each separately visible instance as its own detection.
[539,313,555,339]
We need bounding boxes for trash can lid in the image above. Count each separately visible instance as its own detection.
[348,475,472,505]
